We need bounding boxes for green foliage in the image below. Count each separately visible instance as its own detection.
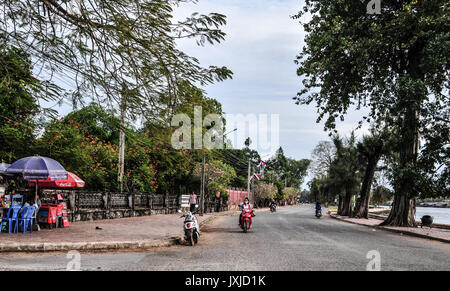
[265,147,310,191]
[253,182,278,201]
[273,180,285,201]
[283,187,298,200]
[215,148,261,189]
[65,103,121,144]
[34,118,119,191]
[32,105,194,194]
[294,0,449,203]
[0,0,233,120]
[371,186,394,206]
[194,159,237,198]
[0,44,43,163]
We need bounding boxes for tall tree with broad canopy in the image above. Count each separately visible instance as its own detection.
[352,128,391,218]
[0,44,59,162]
[310,141,336,178]
[294,0,449,226]
[0,0,233,192]
[328,133,362,216]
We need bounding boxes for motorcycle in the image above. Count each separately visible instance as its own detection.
[270,203,276,213]
[315,209,322,219]
[179,205,200,246]
[240,207,255,233]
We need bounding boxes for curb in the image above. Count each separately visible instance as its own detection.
[329,214,450,244]
[0,238,181,253]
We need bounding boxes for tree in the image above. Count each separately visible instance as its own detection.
[328,133,362,216]
[283,187,297,201]
[294,0,449,226]
[266,147,288,182]
[285,158,310,189]
[216,148,261,189]
[1,0,233,192]
[371,186,394,206]
[310,141,336,177]
[194,159,236,198]
[0,44,57,162]
[253,182,277,207]
[273,180,286,201]
[34,118,119,191]
[352,128,391,218]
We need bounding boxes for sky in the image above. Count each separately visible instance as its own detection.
[173,0,370,161]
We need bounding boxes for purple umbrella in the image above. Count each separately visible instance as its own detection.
[0,163,11,174]
[6,156,68,181]
[6,156,68,203]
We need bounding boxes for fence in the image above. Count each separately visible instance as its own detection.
[227,188,250,210]
[39,189,228,222]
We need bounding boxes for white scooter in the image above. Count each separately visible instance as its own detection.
[179,205,200,246]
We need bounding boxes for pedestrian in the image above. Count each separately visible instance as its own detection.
[33,195,41,211]
[189,191,197,213]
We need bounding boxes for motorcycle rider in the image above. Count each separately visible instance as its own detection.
[239,197,254,227]
[315,201,322,215]
[270,199,276,211]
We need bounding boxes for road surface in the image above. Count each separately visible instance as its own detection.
[0,205,449,271]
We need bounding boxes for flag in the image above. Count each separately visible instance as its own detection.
[260,161,266,167]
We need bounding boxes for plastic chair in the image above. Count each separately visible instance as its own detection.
[1,206,20,234]
[19,206,35,234]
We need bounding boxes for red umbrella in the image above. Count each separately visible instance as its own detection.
[28,172,85,188]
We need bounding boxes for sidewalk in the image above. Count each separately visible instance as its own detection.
[0,211,225,252]
[330,213,450,244]
[0,205,291,253]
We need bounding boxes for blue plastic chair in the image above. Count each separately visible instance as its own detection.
[1,206,20,234]
[19,206,35,234]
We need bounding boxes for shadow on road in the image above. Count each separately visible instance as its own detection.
[202,227,244,234]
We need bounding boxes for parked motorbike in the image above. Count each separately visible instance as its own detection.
[240,207,255,233]
[270,203,276,213]
[179,205,200,246]
[315,209,322,219]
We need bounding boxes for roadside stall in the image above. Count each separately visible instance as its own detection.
[2,156,68,233]
[28,172,85,229]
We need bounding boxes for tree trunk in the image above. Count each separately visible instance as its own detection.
[381,195,417,227]
[381,108,419,227]
[338,193,352,216]
[337,195,344,215]
[353,154,381,218]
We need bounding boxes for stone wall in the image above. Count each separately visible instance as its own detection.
[40,189,227,222]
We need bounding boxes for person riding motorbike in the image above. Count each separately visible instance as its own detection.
[270,199,276,211]
[315,202,322,215]
[239,198,254,227]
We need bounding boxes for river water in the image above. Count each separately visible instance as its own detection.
[415,207,450,225]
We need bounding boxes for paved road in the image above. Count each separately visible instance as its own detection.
[0,205,449,271]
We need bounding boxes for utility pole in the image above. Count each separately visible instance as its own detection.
[245,137,252,201]
[247,159,251,200]
[200,152,205,216]
[118,93,127,193]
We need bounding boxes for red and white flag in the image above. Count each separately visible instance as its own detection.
[260,161,266,167]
